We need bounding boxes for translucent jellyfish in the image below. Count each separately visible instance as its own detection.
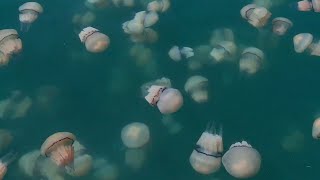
[40,132,76,170]
[0,29,22,66]
[0,129,13,152]
[125,148,147,170]
[147,0,170,13]
[0,152,17,179]
[210,41,237,63]
[240,4,271,28]
[142,77,183,114]
[312,0,320,12]
[79,27,110,53]
[168,46,194,61]
[308,40,320,56]
[189,123,223,174]
[187,45,212,70]
[290,0,313,11]
[129,28,158,44]
[293,33,313,53]
[210,28,234,47]
[112,0,135,7]
[123,20,145,35]
[222,141,261,179]
[121,122,150,148]
[184,75,209,103]
[312,118,320,139]
[72,11,96,27]
[161,115,183,134]
[18,2,43,32]
[143,11,159,27]
[281,130,305,153]
[85,0,109,10]
[239,47,264,75]
[18,150,42,177]
[93,158,119,180]
[272,17,293,36]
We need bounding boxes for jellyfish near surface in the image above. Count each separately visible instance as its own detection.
[240,4,271,28]
[222,141,261,179]
[189,123,223,174]
[79,27,110,53]
[239,47,265,75]
[18,2,43,32]
[121,122,150,148]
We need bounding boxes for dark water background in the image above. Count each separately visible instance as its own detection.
[1,0,320,179]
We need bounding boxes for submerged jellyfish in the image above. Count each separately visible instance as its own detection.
[147,0,170,13]
[40,132,76,170]
[290,0,313,11]
[67,141,93,177]
[0,130,13,152]
[312,0,320,12]
[272,17,293,36]
[210,41,237,63]
[129,28,158,44]
[0,152,17,179]
[189,123,223,175]
[0,29,22,66]
[312,118,320,139]
[293,33,313,53]
[240,4,271,28]
[121,122,150,148]
[239,47,264,75]
[168,46,194,61]
[79,27,110,53]
[142,77,183,114]
[18,2,43,32]
[93,158,119,180]
[222,141,261,179]
[184,75,209,103]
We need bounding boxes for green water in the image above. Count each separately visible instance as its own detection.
[1,0,320,179]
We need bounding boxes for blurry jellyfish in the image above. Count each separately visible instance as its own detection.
[312,0,320,12]
[142,77,183,114]
[79,27,110,53]
[239,47,264,75]
[222,141,261,179]
[0,29,22,66]
[18,2,43,32]
[121,122,150,148]
[123,11,158,35]
[112,0,135,7]
[0,130,13,152]
[210,41,237,63]
[187,45,212,70]
[130,28,159,43]
[147,0,170,12]
[184,75,209,103]
[168,46,194,61]
[143,11,159,27]
[290,0,313,11]
[40,132,76,170]
[125,148,147,170]
[272,17,293,36]
[93,158,119,180]
[240,4,271,28]
[72,11,96,27]
[122,20,145,35]
[85,0,109,10]
[0,152,17,179]
[210,28,234,47]
[312,117,320,139]
[293,33,313,53]
[189,123,223,174]
[18,150,42,178]
[161,115,183,134]
[281,130,305,153]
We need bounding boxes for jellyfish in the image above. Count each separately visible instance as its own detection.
[168,46,194,61]
[189,123,223,174]
[85,0,109,10]
[112,0,135,7]
[187,45,212,70]
[93,158,119,180]
[210,41,237,63]
[290,0,313,11]
[312,0,320,12]
[142,77,183,114]
[18,150,43,178]
[222,141,261,179]
[184,75,209,103]
[240,4,271,28]
[79,27,110,53]
[0,130,13,153]
[129,28,158,43]
[210,28,235,47]
[0,152,17,179]
[121,122,150,148]
[293,33,313,53]
[40,132,76,170]
[312,118,320,139]
[125,148,147,170]
[147,0,170,13]
[18,2,43,32]
[143,11,159,27]
[239,47,264,75]
[0,29,22,66]
[272,17,293,36]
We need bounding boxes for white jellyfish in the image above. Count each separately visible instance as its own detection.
[272,17,293,36]
[142,77,183,114]
[240,4,271,28]
[184,75,209,103]
[210,41,237,63]
[0,29,22,66]
[147,0,170,13]
[18,150,42,178]
[312,0,320,12]
[18,2,43,32]
[121,122,150,148]
[222,141,261,179]
[0,152,17,179]
[189,123,223,174]
[79,27,110,53]
[239,47,264,75]
[293,33,313,53]
[168,46,194,61]
[312,118,320,139]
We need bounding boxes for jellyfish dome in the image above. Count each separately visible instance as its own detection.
[18,2,43,32]
[0,29,22,64]
[79,27,110,53]
[239,47,264,75]
[240,4,271,28]
[272,17,293,36]
[147,0,170,12]
[293,33,313,53]
[222,141,261,179]
[184,75,209,103]
[121,122,150,148]
[40,132,76,168]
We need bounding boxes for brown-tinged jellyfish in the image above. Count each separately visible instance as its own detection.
[240,4,271,28]
[0,29,22,66]
[79,27,110,53]
[19,2,43,32]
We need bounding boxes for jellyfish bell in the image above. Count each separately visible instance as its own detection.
[168,46,194,61]
[308,41,320,56]
[240,4,271,28]
[147,0,170,12]
[312,0,320,12]
[121,122,150,148]
[222,141,261,179]
[293,33,313,53]
[210,41,237,63]
[290,0,313,11]
[189,123,223,174]
[210,28,234,47]
[312,118,320,139]
[143,11,159,27]
[184,75,209,103]
[272,17,293,36]
[122,20,144,35]
[239,47,264,75]
[79,27,110,53]
[18,2,43,32]
[0,29,22,57]
[40,132,76,169]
